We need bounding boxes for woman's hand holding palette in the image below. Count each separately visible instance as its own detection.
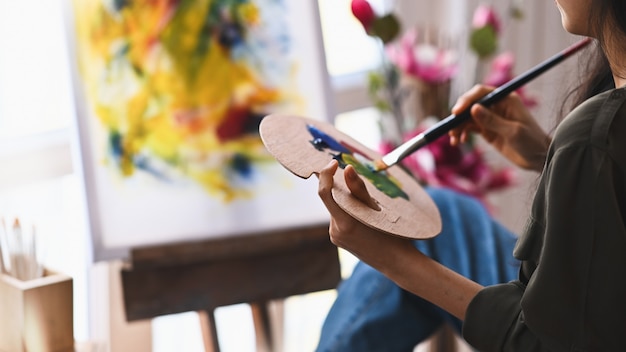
[259,114,441,240]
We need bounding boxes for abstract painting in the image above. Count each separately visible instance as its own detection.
[66,0,333,260]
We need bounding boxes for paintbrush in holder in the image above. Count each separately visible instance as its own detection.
[1,217,43,281]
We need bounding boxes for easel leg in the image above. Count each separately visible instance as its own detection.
[427,325,458,352]
[198,310,220,352]
[250,301,273,352]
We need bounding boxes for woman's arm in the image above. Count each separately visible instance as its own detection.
[382,242,483,320]
[317,160,483,320]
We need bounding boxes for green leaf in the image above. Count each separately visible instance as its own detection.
[469,26,498,58]
[367,71,384,93]
[371,14,401,44]
[374,100,390,112]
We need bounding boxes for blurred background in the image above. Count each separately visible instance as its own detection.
[0,0,579,351]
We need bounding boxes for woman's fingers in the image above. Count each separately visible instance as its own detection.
[317,159,343,214]
[472,104,501,128]
[318,161,381,212]
[450,84,494,115]
[449,124,480,145]
[470,104,517,141]
[449,84,495,145]
[344,165,381,211]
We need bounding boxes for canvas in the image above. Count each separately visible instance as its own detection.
[64,0,334,261]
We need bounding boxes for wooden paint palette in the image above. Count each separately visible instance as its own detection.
[259,114,441,240]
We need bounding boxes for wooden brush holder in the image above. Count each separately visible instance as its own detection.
[0,269,74,352]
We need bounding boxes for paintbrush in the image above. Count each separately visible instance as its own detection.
[372,37,593,172]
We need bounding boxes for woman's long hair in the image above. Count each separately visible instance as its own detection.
[560,0,626,119]
[559,44,613,120]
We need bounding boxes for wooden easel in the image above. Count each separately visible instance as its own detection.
[119,223,341,351]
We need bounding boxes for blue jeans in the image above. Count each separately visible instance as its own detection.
[316,187,520,352]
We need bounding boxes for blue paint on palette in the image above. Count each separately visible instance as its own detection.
[306,124,409,200]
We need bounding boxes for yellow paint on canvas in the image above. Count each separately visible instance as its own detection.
[72,0,301,201]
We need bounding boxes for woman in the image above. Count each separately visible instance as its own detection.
[316,0,626,350]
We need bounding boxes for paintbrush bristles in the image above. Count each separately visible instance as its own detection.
[372,159,389,172]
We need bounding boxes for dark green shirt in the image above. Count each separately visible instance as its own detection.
[462,87,626,351]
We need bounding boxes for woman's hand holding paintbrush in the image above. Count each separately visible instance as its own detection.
[372,37,592,172]
[448,84,552,172]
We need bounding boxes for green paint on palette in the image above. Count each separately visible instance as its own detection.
[306,124,408,200]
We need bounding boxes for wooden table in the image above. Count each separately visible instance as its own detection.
[120,223,341,352]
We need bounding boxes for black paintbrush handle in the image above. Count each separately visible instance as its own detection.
[378,37,592,170]
[421,37,592,145]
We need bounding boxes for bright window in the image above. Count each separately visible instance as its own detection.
[317,0,384,77]
[0,0,88,341]
[0,0,74,138]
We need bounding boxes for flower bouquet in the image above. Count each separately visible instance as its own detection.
[351,0,537,206]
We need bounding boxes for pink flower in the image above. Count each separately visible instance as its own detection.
[483,51,514,86]
[385,29,458,84]
[472,4,501,35]
[351,0,377,31]
[484,52,538,108]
